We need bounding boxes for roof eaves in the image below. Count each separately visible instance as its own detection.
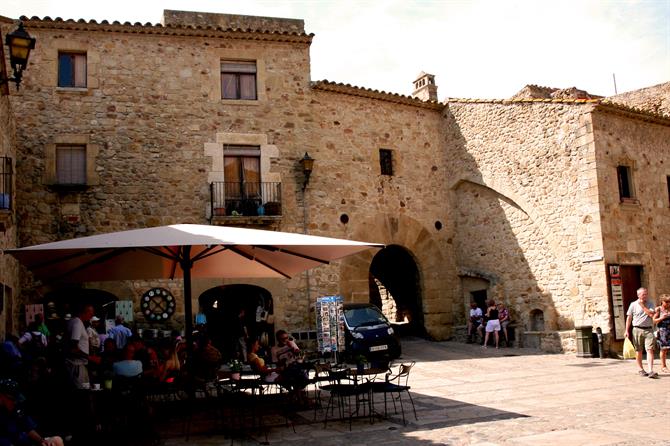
[446,98,600,105]
[595,100,670,126]
[19,15,314,44]
[311,80,444,110]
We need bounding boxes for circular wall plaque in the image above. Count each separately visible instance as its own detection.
[141,287,176,321]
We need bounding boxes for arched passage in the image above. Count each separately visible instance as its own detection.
[369,245,424,336]
[198,284,273,361]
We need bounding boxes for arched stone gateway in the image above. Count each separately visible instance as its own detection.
[338,213,456,340]
[369,245,424,336]
[198,284,274,361]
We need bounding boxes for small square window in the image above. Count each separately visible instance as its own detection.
[380,149,393,176]
[221,61,257,100]
[58,52,87,88]
[617,165,634,201]
[56,145,86,184]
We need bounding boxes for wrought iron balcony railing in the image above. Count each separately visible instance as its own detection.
[210,181,282,217]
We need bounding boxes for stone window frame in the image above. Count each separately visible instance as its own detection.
[45,135,100,188]
[206,49,266,104]
[52,41,99,92]
[204,133,278,216]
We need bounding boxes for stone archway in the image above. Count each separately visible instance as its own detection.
[369,245,424,336]
[338,213,455,340]
[198,284,273,360]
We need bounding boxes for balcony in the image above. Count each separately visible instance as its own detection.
[210,181,282,227]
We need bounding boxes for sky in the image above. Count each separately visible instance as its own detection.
[2,0,669,99]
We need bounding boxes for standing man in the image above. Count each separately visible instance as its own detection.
[235,309,249,362]
[624,287,658,378]
[107,316,132,350]
[65,304,96,389]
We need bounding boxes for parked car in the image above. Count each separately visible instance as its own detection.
[343,303,401,361]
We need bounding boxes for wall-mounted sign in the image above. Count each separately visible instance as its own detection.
[608,265,625,339]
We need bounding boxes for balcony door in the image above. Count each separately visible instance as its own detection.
[224,145,261,199]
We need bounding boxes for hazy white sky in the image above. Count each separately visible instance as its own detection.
[2,0,669,99]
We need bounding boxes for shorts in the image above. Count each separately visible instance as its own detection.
[631,327,655,352]
[485,320,501,333]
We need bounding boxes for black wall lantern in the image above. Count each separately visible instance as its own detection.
[299,152,314,190]
[2,22,36,90]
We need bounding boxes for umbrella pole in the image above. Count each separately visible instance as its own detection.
[181,246,194,375]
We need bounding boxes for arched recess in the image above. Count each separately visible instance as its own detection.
[198,284,273,360]
[338,213,452,339]
[369,245,424,336]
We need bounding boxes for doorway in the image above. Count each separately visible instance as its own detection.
[369,245,424,336]
[198,284,273,361]
[470,290,487,315]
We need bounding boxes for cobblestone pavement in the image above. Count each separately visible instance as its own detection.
[159,338,669,445]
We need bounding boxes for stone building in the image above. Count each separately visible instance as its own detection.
[1,10,669,355]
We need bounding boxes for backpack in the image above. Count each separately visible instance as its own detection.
[23,331,47,361]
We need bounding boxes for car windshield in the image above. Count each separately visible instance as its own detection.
[344,306,387,328]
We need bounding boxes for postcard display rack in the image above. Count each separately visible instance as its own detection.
[315,295,345,358]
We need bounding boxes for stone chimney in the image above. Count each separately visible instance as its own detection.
[412,72,438,102]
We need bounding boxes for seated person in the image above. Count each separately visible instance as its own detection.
[269,332,309,390]
[134,345,164,382]
[0,378,64,446]
[467,302,483,343]
[112,345,143,378]
[193,335,222,381]
[270,330,300,367]
[247,338,280,383]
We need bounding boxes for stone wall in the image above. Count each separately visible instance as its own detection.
[162,10,305,33]
[0,84,20,339]
[4,13,669,351]
[446,101,609,347]
[593,109,670,296]
[10,19,456,338]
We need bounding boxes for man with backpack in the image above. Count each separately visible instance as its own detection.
[18,322,47,363]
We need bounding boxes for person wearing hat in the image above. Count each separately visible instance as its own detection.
[86,316,101,356]
[0,378,64,446]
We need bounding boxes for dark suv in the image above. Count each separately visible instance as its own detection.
[343,303,401,361]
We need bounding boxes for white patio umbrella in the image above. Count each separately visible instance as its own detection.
[7,224,382,349]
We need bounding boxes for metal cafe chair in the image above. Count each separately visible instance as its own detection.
[322,368,373,430]
[369,361,417,425]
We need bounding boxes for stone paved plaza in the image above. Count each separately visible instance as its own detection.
[159,338,668,445]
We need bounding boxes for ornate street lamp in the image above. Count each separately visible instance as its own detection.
[2,22,36,90]
[299,152,315,190]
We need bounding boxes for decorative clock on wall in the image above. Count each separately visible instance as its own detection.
[141,287,176,321]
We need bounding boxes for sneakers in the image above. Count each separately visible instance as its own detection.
[638,369,648,377]
[648,372,659,379]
